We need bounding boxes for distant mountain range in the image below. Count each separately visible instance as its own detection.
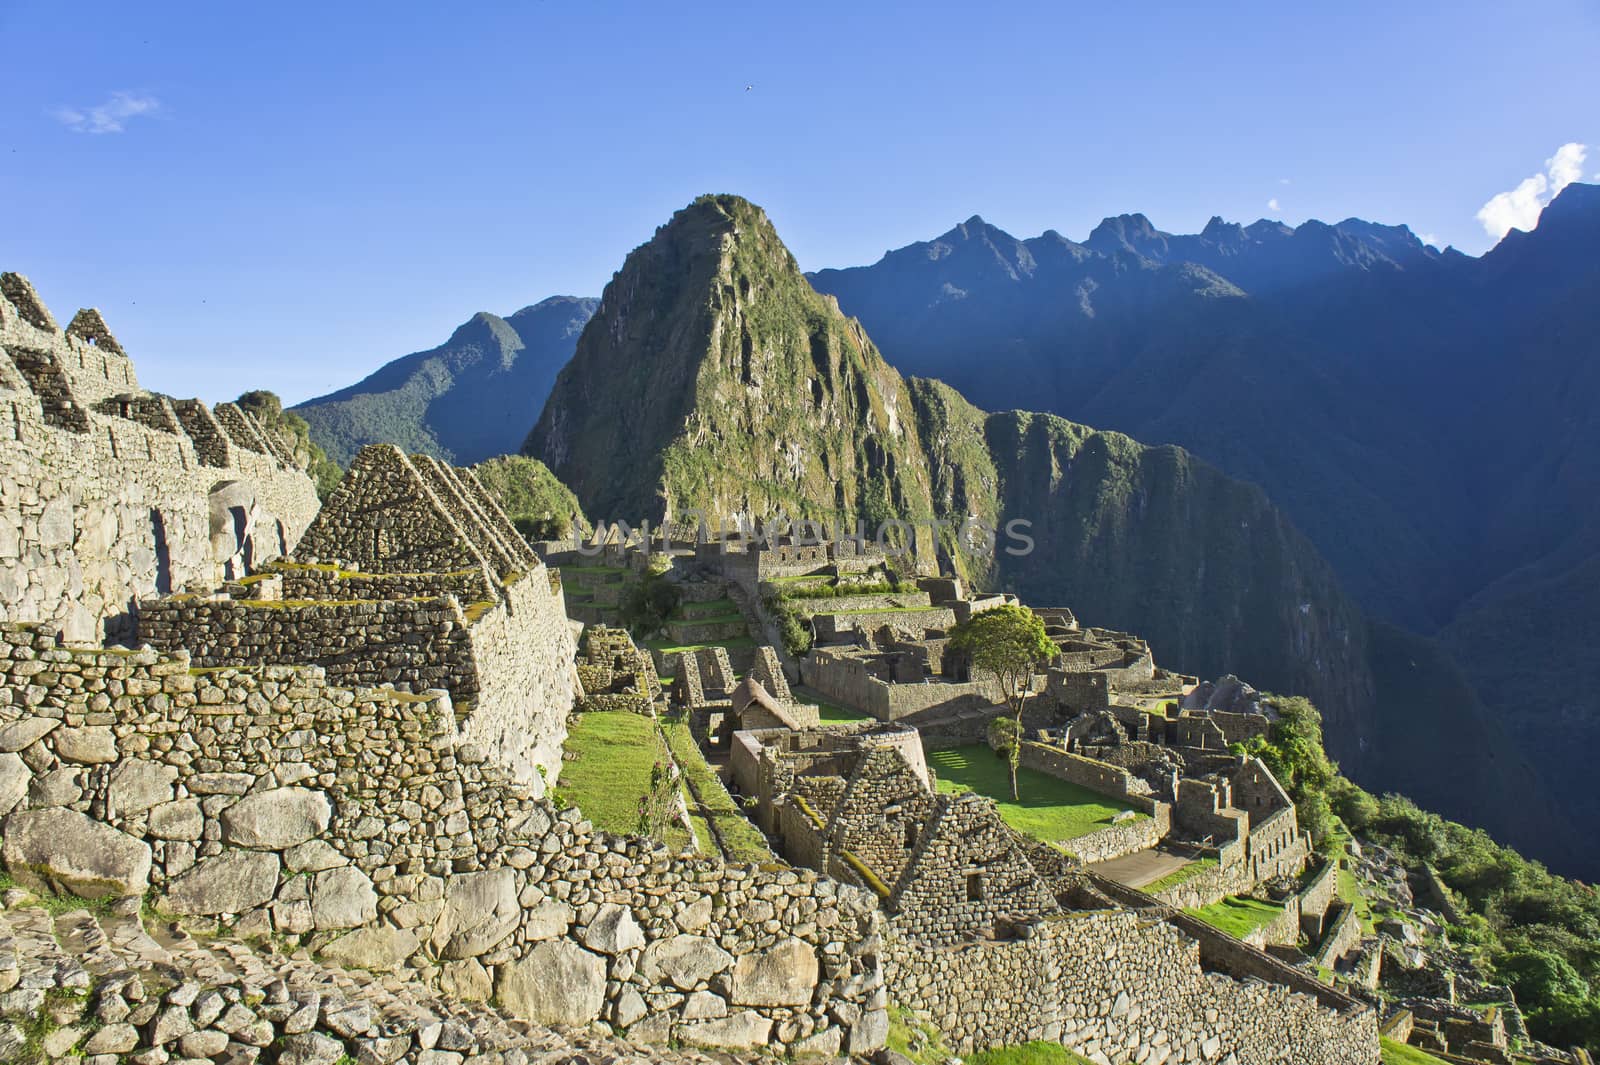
[809,183,1600,878]
[523,194,1566,872]
[296,187,1600,877]
[294,296,597,466]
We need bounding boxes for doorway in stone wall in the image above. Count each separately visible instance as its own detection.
[150,508,171,594]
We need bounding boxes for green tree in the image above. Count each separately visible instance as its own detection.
[948,605,1055,800]
[987,716,1022,795]
[1233,694,1339,848]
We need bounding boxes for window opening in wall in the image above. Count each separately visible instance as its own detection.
[966,872,985,902]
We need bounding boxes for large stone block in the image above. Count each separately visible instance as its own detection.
[311,866,377,930]
[318,926,420,972]
[162,849,280,915]
[1,807,151,898]
[431,867,520,959]
[219,787,332,849]
[0,753,28,817]
[147,799,204,841]
[495,939,607,1026]
[580,902,645,955]
[639,934,734,991]
[106,759,178,816]
[53,725,117,764]
[0,719,57,752]
[729,937,818,1007]
[679,1010,774,1050]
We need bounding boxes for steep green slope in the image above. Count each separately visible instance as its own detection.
[297,296,596,466]
[527,195,938,538]
[912,377,1373,752]
[471,454,586,541]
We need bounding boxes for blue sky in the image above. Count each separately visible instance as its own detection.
[2,0,1596,405]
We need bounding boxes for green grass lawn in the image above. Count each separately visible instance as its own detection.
[1141,856,1218,894]
[554,711,698,852]
[1381,1037,1451,1064]
[967,1041,1096,1065]
[1327,821,1378,937]
[678,597,739,618]
[1186,895,1285,939]
[643,635,756,657]
[927,745,1144,843]
[660,716,774,864]
[793,683,872,724]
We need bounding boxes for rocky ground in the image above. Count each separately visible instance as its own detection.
[0,887,775,1065]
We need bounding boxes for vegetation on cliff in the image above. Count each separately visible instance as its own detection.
[470,454,585,541]
[1255,696,1600,1049]
[234,390,343,498]
[297,296,596,466]
[527,195,937,539]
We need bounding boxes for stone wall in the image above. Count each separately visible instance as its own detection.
[799,648,1002,722]
[271,561,496,604]
[812,606,956,643]
[137,572,577,791]
[1064,807,1170,865]
[137,594,476,691]
[0,623,887,1057]
[885,909,1378,1063]
[1019,742,1163,808]
[0,277,320,644]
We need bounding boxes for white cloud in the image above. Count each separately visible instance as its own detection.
[1267,197,1281,212]
[1476,142,1588,240]
[52,91,161,134]
[1419,232,1440,248]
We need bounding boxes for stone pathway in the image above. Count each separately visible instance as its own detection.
[1088,848,1192,890]
[0,890,775,1065]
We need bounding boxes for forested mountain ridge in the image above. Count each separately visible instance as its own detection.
[807,184,1600,877]
[295,295,597,466]
[523,194,1567,869]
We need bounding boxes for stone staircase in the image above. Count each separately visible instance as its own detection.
[0,891,751,1065]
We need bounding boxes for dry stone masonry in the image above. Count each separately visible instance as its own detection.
[0,273,321,644]
[0,623,888,1057]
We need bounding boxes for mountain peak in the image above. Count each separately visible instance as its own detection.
[1085,213,1169,257]
[528,195,926,525]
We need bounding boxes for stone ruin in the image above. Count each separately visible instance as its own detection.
[134,443,581,792]
[575,625,662,714]
[0,273,1383,1065]
[0,273,320,644]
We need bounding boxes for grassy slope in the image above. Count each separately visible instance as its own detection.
[471,454,586,539]
[1185,896,1285,939]
[1380,1037,1451,1064]
[553,711,698,852]
[660,715,773,864]
[927,745,1143,844]
[968,1042,1097,1065]
[793,683,871,724]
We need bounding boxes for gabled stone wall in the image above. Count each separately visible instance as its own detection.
[0,277,319,644]
[136,569,577,791]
